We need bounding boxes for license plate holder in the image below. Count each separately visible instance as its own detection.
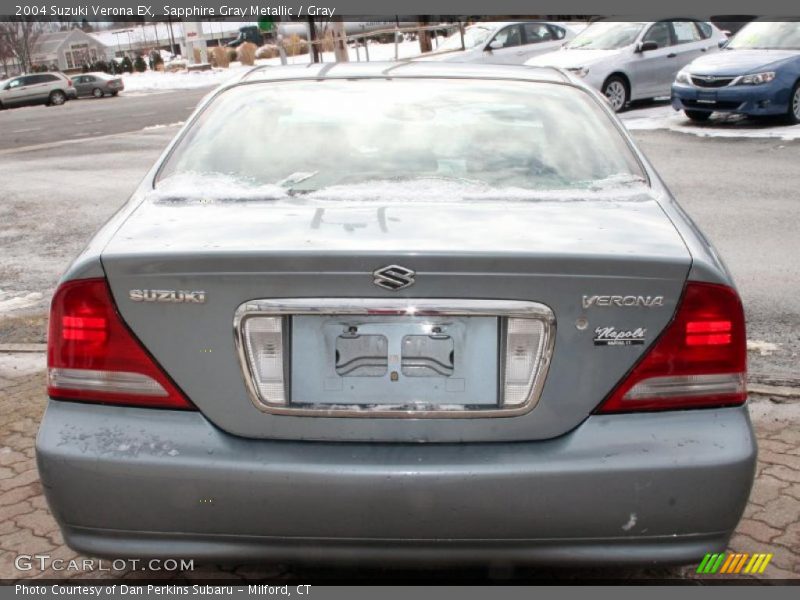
[697,91,717,103]
[290,315,499,407]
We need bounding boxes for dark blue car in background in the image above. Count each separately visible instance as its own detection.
[671,19,800,123]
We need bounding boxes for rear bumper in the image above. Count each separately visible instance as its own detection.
[671,80,790,116]
[37,400,757,565]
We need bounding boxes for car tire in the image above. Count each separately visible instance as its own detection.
[684,110,712,122]
[787,81,800,125]
[49,90,67,106]
[602,76,629,113]
[111,91,119,96]
[92,88,104,98]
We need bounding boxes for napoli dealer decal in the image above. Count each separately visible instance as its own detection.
[594,326,647,346]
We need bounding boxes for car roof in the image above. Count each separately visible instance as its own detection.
[238,61,571,86]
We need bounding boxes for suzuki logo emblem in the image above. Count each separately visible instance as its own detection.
[372,265,416,291]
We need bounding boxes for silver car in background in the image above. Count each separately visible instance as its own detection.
[526,20,727,111]
[415,21,580,64]
[72,72,124,98]
[0,72,77,109]
[37,63,754,567]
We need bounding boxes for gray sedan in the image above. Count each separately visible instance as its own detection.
[414,21,580,65]
[527,20,728,111]
[72,72,124,98]
[37,63,754,567]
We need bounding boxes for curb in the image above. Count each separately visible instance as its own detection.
[747,384,800,399]
[0,344,47,353]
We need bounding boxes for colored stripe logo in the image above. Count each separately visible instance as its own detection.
[696,552,773,574]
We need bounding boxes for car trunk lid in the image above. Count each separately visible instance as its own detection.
[101,191,691,442]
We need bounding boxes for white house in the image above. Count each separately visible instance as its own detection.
[30,29,113,72]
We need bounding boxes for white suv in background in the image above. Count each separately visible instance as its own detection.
[0,72,77,109]
[526,20,727,111]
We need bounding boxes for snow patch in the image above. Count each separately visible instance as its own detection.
[748,340,780,356]
[152,173,288,202]
[0,352,45,378]
[621,104,800,140]
[621,513,638,531]
[119,66,252,93]
[0,290,43,314]
[142,122,184,131]
[302,176,649,202]
[151,173,651,204]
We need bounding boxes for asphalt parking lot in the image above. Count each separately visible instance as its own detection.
[0,91,799,580]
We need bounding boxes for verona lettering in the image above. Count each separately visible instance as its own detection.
[582,295,665,309]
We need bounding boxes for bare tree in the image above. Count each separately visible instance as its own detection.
[0,18,44,72]
[0,27,14,75]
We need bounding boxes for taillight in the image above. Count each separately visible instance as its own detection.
[47,278,195,410]
[67,79,72,86]
[596,281,746,413]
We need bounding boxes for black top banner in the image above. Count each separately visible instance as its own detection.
[0,0,799,19]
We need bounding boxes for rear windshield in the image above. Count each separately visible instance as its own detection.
[156,79,645,195]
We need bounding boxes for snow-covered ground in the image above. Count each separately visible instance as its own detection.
[619,103,800,141]
[119,39,443,93]
[120,65,251,93]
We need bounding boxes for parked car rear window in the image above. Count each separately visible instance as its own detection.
[157,79,645,194]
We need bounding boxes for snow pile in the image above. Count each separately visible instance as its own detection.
[120,65,253,92]
[151,173,649,204]
[304,176,648,202]
[152,173,288,202]
[620,103,800,141]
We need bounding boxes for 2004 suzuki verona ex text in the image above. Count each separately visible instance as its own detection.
[36,62,755,567]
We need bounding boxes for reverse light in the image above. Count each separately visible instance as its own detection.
[597,282,746,413]
[47,278,194,409]
[737,71,776,85]
[502,318,547,407]
[241,316,287,406]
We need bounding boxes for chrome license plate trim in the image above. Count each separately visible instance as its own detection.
[234,298,556,419]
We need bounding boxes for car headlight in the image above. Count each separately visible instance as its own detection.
[566,66,589,78]
[675,70,691,84]
[738,71,776,85]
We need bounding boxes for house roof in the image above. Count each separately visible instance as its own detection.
[31,29,110,57]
